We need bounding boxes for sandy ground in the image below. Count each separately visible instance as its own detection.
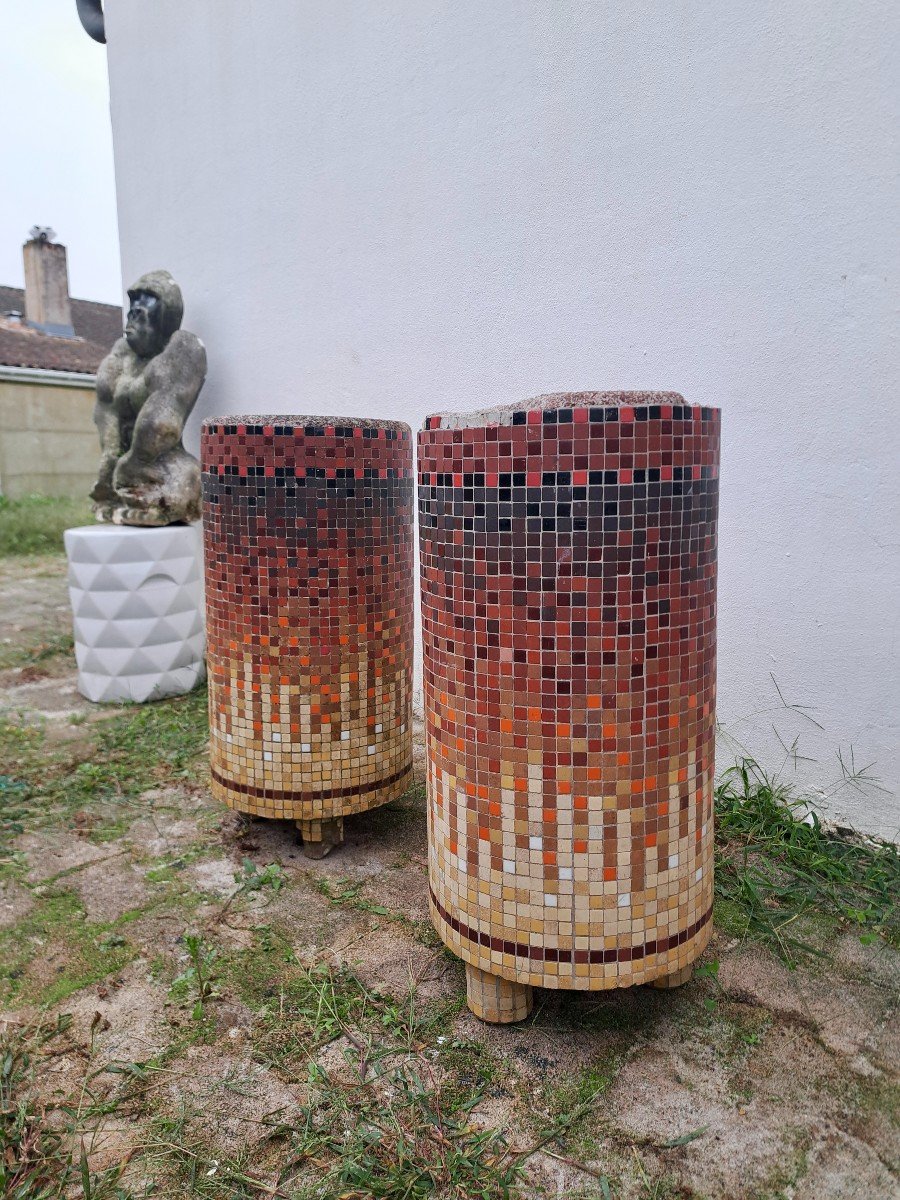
[0,554,897,1199]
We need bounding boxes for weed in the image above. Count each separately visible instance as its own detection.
[170,933,220,1021]
[722,1006,772,1065]
[268,1052,523,1198]
[225,935,387,1067]
[431,1036,499,1109]
[141,955,525,1197]
[714,759,900,963]
[312,873,443,949]
[0,772,30,845]
[694,959,721,1013]
[141,1104,265,1198]
[215,858,288,925]
[144,843,210,883]
[539,1064,621,1154]
[315,874,391,917]
[236,857,286,895]
[0,1012,131,1198]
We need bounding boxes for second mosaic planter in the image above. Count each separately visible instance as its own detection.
[202,416,414,856]
[419,393,720,1021]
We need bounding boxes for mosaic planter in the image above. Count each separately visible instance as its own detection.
[418,393,720,1021]
[202,416,414,856]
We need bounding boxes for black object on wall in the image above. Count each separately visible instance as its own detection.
[75,0,105,44]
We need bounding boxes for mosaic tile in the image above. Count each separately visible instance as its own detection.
[418,392,720,1009]
[201,416,414,849]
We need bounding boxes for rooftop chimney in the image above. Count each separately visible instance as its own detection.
[23,227,74,338]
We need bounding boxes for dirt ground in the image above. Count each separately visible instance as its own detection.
[0,554,897,1199]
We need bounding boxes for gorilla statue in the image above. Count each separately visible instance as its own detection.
[90,270,206,526]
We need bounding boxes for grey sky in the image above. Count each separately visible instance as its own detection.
[0,0,121,304]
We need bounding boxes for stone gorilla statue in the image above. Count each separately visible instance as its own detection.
[90,270,206,525]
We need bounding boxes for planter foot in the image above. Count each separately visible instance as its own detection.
[649,964,694,989]
[465,963,533,1024]
[297,817,344,859]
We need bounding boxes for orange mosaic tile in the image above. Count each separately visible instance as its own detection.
[418,393,720,1019]
[201,416,414,854]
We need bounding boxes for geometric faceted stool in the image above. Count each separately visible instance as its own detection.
[64,523,205,704]
[418,393,720,1022]
[201,416,414,857]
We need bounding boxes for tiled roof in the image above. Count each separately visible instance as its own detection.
[0,285,122,374]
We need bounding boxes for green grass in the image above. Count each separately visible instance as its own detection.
[538,1063,622,1160]
[312,861,445,951]
[0,1012,133,1198]
[0,686,209,866]
[142,1057,524,1200]
[144,946,523,1199]
[0,628,75,672]
[1,636,898,1197]
[280,1053,523,1199]
[0,494,93,557]
[221,925,452,1071]
[0,886,136,1007]
[714,759,900,963]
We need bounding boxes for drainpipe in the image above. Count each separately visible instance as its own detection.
[75,0,105,44]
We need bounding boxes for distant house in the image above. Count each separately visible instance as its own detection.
[0,230,122,499]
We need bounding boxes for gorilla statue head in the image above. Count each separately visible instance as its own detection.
[124,270,184,359]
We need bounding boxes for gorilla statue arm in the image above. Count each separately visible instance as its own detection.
[113,331,207,494]
[90,340,131,504]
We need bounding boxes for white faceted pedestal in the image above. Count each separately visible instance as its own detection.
[65,524,206,703]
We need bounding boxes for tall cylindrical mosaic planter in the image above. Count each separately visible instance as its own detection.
[418,393,720,1022]
[202,417,414,856]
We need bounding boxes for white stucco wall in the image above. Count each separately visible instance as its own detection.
[104,1,899,837]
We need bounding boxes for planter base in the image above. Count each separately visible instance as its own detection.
[649,964,695,989]
[297,817,344,859]
[465,964,534,1024]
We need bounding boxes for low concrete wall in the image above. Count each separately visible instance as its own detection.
[0,373,97,499]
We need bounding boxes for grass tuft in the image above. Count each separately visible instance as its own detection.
[0,629,75,672]
[0,686,209,865]
[140,948,517,1198]
[714,759,900,962]
[0,494,93,557]
[0,886,136,1007]
[0,1012,131,1198]
[277,1053,523,1199]
[223,929,419,1068]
